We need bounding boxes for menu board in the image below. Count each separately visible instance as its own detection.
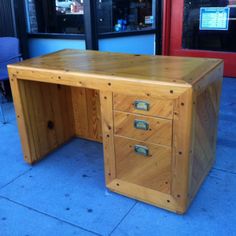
[200,7,230,30]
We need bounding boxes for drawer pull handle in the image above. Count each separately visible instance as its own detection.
[134,100,150,111]
[134,119,149,131]
[134,145,149,157]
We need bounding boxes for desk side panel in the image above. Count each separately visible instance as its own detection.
[188,73,223,206]
[11,79,75,163]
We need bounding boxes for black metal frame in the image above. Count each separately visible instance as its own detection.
[0,0,16,37]
[28,33,85,40]
[13,0,29,58]
[84,0,98,50]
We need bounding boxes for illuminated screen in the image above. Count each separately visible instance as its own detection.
[200,7,230,30]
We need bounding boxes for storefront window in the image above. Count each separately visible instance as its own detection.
[27,0,85,34]
[97,0,156,33]
[183,0,236,52]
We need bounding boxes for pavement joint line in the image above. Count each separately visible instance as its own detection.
[108,201,138,236]
[0,195,102,236]
[0,168,32,191]
[213,167,236,176]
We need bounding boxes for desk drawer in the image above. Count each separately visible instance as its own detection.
[113,93,173,119]
[114,136,171,194]
[114,111,172,146]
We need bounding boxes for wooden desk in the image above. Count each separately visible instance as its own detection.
[8,50,223,213]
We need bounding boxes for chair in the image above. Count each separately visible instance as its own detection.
[0,37,21,124]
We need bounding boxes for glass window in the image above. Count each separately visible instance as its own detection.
[27,0,85,34]
[183,0,236,52]
[97,0,156,33]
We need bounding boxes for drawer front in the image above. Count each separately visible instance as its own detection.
[114,136,171,194]
[114,111,172,146]
[113,93,173,119]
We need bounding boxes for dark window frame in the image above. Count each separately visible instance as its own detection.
[28,32,85,40]
[24,0,163,53]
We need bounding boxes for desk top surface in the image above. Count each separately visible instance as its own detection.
[9,49,223,86]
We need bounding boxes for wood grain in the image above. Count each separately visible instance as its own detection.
[7,50,224,213]
[114,136,171,194]
[71,87,102,142]
[8,49,222,85]
[9,74,33,163]
[107,179,183,213]
[14,80,74,163]
[188,78,222,205]
[86,89,102,141]
[114,111,172,146]
[100,91,116,184]
[171,89,193,212]
[8,66,189,99]
[113,93,173,119]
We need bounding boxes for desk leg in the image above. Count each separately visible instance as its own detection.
[10,75,33,164]
[172,89,193,212]
[100,91,116,185]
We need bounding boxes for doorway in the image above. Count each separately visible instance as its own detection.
[166,0,236,77]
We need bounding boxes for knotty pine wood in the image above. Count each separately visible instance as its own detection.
[8,66,189,99]
[71,87,102,142]
[8,50,224,214]
[9,74,32,163]
[114,136,171,194]
[114,111,172,146]
[113,93,174,119]
[188,78,223,206]
[11,80,75,164]
[8,50,210,100]
[171,89,194,212]
[9,49,222,86]
[107,180,183,213]
[100,91,116,185]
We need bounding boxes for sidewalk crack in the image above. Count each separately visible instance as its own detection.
[109,201,137,236]
[0,195,102,236]
[0,168,32,191]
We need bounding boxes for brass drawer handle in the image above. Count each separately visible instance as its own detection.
[134,145,149,157]
[134,119,149,131]
[133,100,150,111]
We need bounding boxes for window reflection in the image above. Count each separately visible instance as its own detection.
[27,0,85,34]
[97,0,156,33]
[55,0,84,15]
